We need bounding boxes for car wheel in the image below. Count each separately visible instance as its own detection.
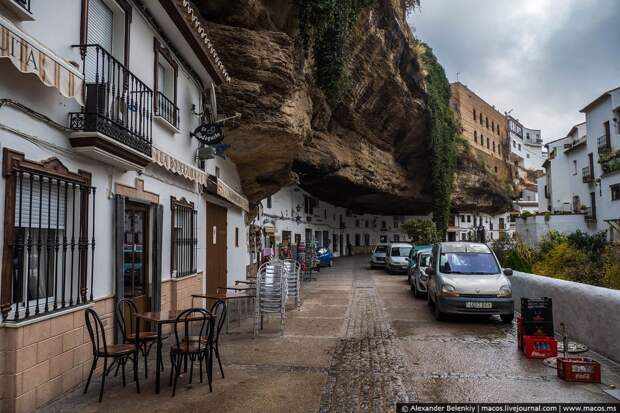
[500,314,514,324]
[433,298,445,321]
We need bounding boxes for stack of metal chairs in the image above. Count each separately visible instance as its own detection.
[254,259,288,336]
[283,259,302,308]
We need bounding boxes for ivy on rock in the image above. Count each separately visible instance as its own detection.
[418,42,457,237]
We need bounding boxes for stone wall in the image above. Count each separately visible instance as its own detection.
[0,297,114,413]
[511,271,620,362]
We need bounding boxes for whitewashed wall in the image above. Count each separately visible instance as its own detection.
[512,271,620,363]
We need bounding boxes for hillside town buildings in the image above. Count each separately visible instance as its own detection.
[254,185,424,257]
[0,1,252,411]
[521,87,620,244]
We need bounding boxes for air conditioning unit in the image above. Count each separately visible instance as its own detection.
[197,146,215,160]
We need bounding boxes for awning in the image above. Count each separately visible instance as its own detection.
[0,16,84,105]
[152,145,249,212]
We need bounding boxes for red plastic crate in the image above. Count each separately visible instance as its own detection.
[523,335,557,359]
[557,357,601,383]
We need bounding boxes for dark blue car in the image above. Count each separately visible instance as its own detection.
[317,248,334,267]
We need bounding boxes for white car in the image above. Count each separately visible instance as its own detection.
[385,243,413,274]
[369,244,388,268]
[426,242,514,322]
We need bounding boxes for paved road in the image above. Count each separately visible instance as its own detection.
[45,256,618,413]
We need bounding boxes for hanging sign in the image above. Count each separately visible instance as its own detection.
[191,123,224,145]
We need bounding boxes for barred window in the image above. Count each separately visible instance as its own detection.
[2,149,96,322]
[170,197,197,277]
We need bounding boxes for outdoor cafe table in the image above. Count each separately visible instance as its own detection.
[192,291,256,333]
[134,310,213,394]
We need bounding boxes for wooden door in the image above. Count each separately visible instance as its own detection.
[206,203,228,297]
[123,202,150,329]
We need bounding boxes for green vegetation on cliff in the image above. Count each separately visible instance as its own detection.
[418,43,458,236]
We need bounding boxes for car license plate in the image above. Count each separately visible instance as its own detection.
[466,302,492,309]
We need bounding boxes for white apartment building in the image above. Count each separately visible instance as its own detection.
[507,115,546,213]
[529,87,620,244]
[0,1,250,411]
[447,211,513,242]
[255,185,426,257]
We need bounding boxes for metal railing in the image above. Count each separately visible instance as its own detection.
[14,0,31,13]
[69,44,153,156]
[156,92,179,129]
[171,200,197,278]
[6,172,96,322]
[597,135,611,154]
[582,207,597,222]
[582,166,594,183]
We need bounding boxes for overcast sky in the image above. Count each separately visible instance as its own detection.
[408,0,620,141]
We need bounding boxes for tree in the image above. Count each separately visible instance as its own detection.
[400,219,440,245]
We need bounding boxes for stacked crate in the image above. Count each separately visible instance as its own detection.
[519,298,558,359]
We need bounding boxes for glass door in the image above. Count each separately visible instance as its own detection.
[123,203,150,321]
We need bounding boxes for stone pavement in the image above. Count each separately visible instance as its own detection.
[41,256,619,413]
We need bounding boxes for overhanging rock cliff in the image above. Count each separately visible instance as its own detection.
[198,0,513,216]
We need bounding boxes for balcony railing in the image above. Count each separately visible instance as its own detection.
[155,92,179,129]
[582,207,597,222]
[14,0,31,13]
[582,166,594,183]
[69,44,153,156]
[597,135,611,154]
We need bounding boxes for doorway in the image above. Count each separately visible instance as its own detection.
[206,203,228,296]
[123,202,150,325]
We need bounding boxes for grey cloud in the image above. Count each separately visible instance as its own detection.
[409,0,620,140]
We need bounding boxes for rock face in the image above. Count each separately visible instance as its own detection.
[199,0,433,214]
[451,143,515,214]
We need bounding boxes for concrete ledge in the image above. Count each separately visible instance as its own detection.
[511,271,620,362]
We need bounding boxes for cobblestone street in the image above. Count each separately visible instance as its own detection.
[43,256,619,413]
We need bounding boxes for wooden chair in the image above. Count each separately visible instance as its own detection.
[169,308,214,397]
[84,308,140,402]
[115,298,164,378]
[210,300,227,378]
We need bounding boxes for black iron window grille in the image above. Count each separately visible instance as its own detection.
[1,149,96,322]
[171,197,197,278]
[69,44,153,156]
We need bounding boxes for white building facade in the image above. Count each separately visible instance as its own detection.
[527,87,620,244]
[0,1,250,411]
[255,185,428,257]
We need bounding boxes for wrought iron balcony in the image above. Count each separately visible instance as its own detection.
[597,135,611,154]
[14,0,30,12]
[69,45,153,169]
[582,166,594,183]
[582,207,597,223]
[155,91,180,129]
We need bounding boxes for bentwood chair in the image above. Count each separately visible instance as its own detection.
[169,308,214,397]
[115,298,165,378]
[84,308,140,402]
[209,300,227,378]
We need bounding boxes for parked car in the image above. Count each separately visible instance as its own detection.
[369,244,388,268]
[406,245,431,281]
[385,243,413,274]
[408,249,432,298]
[426,242,514,323]
[317,248,334,267]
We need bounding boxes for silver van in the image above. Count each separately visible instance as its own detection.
[426,242,514,322]
[385,243,413,274]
